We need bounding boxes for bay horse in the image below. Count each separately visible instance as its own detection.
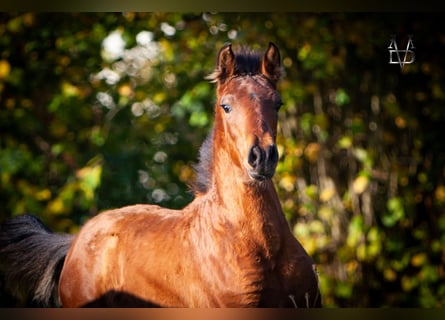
[0,42,321,307]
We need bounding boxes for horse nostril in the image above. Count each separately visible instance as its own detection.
[248,145,263,169]
[267,144,279,164]
[248,144,278,170]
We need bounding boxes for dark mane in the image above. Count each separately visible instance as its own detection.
[191,127,214,195]
[206,46,268,83]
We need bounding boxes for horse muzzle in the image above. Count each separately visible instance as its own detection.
[247,144,279,181]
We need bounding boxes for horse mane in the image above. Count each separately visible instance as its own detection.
[191,127,214,195]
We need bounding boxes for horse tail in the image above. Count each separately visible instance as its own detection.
[0,214,74,307]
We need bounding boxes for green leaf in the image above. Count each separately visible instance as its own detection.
[335,88,350,106]
[382,197,405,227]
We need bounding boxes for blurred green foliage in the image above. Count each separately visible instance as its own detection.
[1,13,444,307]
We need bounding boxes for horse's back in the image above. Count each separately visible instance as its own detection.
[59,204,188,307]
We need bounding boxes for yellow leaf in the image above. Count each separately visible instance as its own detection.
[62,82,80,97]
[305,238,316,255]
[401,276,417,292]
[153,92,167,104]
[411,252,427,267]
[0,60,11,79]
[435,185,445,204]
[357,243,366,261]
[118,84,133,97]
[47,198,64,215]
[35,189,51,201]
[309,220,325,234]
[395,116,407,128]
[304,143,320,163]
[337,135,352,149]
[384,268,397,281]
[293,223,309,238]
[352,175,369,194]
[346,261,358,274]
[320,187,335,202]
[178,164,194,183]
[279,175,295,192]
[318,206,333,221]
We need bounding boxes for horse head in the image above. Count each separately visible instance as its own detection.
[209,42,283,182]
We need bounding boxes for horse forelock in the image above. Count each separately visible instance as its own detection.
[206,47,268,83]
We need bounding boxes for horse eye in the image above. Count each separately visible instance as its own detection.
[220,104,232,114]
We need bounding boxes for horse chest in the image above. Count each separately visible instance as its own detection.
[197,245,289,307]
[221,241,319,307]
[205,259,266,307]
[211,256,307,307]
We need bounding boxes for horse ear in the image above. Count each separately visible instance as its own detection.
[207,43,236,83]
[261,42,281,85]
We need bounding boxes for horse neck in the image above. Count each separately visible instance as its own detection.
[196,126,289,252]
